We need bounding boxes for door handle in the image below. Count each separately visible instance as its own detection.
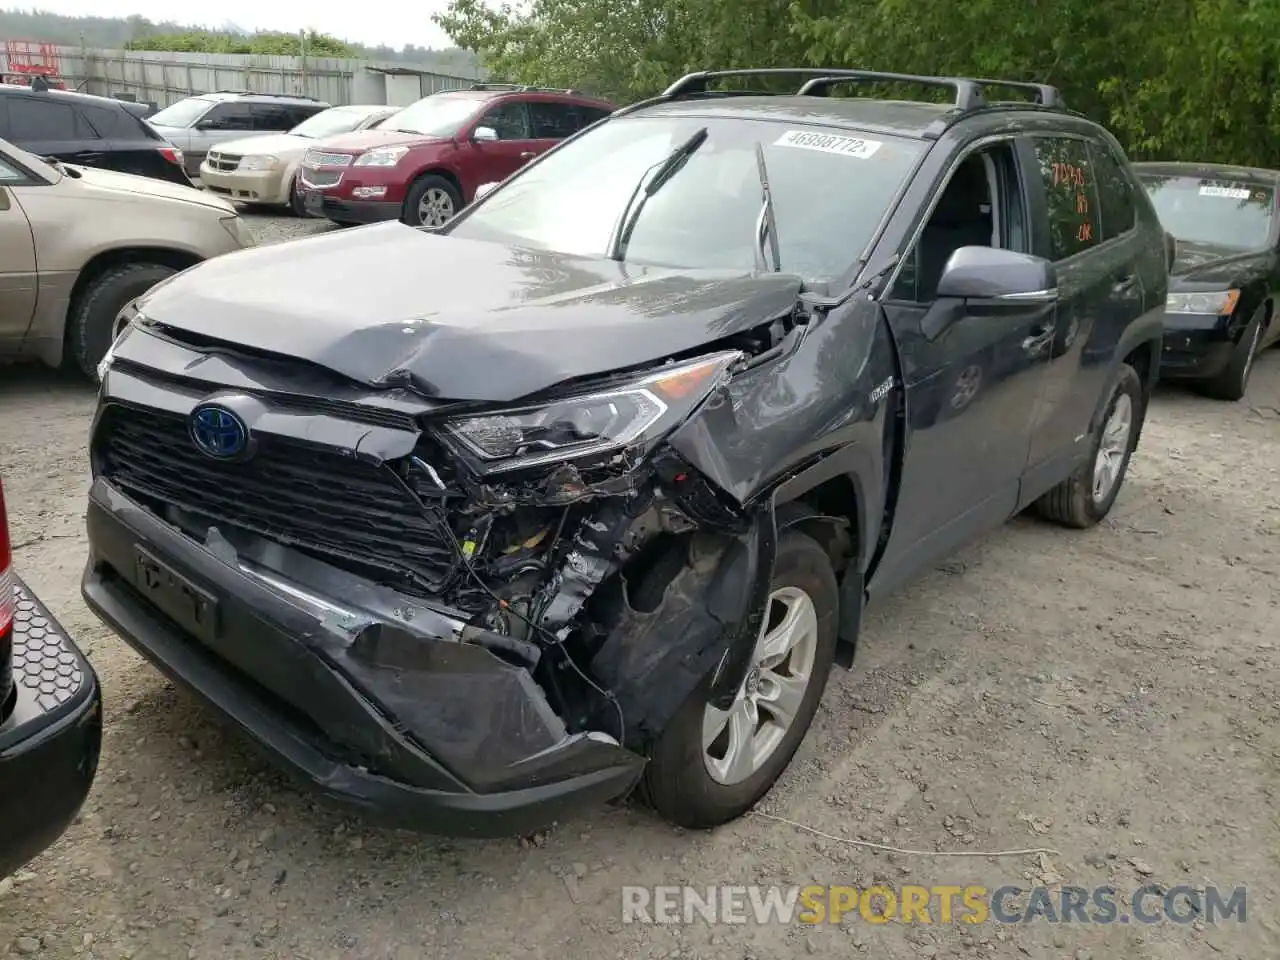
[1112,271,1138,292]
[519,151,536,159]
[75,152,104,163]
[1022,324,1055,353]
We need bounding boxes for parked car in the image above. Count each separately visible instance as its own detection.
[0,473,103,878]
[199,104,397,215]
[0,82,190,185]
[147,91,331,177]
[0,137,255,378]
[297,83,614,226]
[84,67,1165,838]
[1133,161,1280,400]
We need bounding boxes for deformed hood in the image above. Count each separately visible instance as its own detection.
[135,222,803,402]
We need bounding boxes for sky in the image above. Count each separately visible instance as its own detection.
[28,0,458,49]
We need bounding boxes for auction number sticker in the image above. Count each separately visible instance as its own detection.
[1199,185,1251,200]
[775,130,883,159]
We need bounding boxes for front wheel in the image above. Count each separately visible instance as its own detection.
[402,174,461,227]
[1034,362,1144,528]
[67,262,178,381]
[641,530,839,829]
[1198,306,1265,401]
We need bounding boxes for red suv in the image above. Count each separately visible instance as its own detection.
[298,84,615,227]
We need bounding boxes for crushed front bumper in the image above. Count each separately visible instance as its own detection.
[81,479,646,838]
[0,579,102,878]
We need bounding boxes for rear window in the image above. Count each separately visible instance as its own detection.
[1137,172,1275,250]
[449,115,926,281]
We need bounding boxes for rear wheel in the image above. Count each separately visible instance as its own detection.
[402,174,461,227]
[640,530,839,829]
[1034,362,1143,528]
[1198,306,1265,401]
[67,262,178,381]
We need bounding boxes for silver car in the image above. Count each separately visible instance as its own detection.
[146,92,332,177]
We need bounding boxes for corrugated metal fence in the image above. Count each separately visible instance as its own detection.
[0,44,479,108]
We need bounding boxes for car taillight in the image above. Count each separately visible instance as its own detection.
[1,475,14,714]
[159,146,184,167]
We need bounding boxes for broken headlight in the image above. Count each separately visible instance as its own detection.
[439,351,742,473]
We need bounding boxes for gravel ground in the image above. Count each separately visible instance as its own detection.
[1,211,1278,960]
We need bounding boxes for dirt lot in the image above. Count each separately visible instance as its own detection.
[1,211,1277,960]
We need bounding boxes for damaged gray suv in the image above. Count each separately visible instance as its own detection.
[83,68,1167,836]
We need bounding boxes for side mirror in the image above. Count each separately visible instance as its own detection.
[935,246,1057,302]
[922,247,1058,341]
[474,181,499,201]
[473,126,498,142]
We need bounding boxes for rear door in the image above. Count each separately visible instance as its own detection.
[1019,134,1146,497]
[75,101,162,179]
[2,95,89,164]
[0,151,38,355]
[249,103,297,133]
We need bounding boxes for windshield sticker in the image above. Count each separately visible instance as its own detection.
[774,130,883,159]
[1200,185,1252,200]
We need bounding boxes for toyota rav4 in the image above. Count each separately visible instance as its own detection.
[84,68,1165,837]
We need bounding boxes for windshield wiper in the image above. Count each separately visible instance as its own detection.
[753,142,782,273]
[609,126,708,261]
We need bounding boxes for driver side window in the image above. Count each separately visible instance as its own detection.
[891,142,1027,302]
[479,102,530,140]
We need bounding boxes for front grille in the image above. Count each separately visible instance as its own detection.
[303,150,354,167]
[206,152,241,172]
[95,406,458,594]
[300,166,342,188]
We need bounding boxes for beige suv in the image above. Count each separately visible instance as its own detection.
[0,137,254,378]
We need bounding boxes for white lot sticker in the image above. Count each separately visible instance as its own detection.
[774,130,883,159]
[1199,185,1251,200]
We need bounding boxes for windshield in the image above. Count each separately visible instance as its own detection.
[379,95,484,137]
[148,97,215,128]
[1139,173,1276,250]
[448,115,926,280]
[291,107,380,139]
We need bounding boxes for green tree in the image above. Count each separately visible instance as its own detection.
[435,0,1280,165]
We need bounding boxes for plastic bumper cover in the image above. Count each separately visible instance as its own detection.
[80,479,645,838]
[0,579,102,878]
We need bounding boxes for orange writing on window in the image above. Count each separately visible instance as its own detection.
[1077,221,1093,243]
[1051,161,1086,188]
[1076,192,1088,215]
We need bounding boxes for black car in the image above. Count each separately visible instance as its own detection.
[1134,161,1280,400]
[83,68,1166,837]
[0,474,102,878]
[0,84,191,186]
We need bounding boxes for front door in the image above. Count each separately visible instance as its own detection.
[466,100,537,195]
[0,156,37,355]
[872,140,1055,596]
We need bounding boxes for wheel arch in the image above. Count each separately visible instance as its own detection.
[61,247,204,362]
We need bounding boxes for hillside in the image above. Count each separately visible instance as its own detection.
[0,8,482,75]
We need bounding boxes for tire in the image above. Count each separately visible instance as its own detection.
[640,529,839,829]
[288,174,307,217]
[402,174,462,227]
[1034,362,1143,529]
[1198,306,1265,401]
[67,262,177,381]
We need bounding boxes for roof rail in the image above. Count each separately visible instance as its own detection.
[212,88,324,101]
[467,82,580,94]
[657,68,1063,112]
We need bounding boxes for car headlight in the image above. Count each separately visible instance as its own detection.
[438,351,743,474]
[238,155,279,171]
[220,215,255,248]
[1166,289,1240,315]
[353,146,409,167]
